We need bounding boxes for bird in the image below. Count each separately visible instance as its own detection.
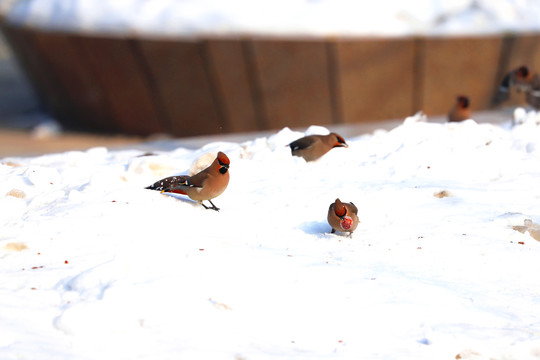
[327,198,359,236]
[448,95,471,122]
[145,151,230,211]
[493,65,540,109]
[288,133,348,162]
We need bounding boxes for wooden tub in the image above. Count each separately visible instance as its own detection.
[2,21,539,136]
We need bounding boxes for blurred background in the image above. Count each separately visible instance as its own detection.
[1,0,539,156]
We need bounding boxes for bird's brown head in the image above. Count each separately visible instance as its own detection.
[457,95,470,109]
[216,151,230,175]
[333,198,347,219]
[516,65,530,79]
[331,133,348,149]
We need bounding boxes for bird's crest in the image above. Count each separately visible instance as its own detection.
[334,198,347,217]
[217,152,230,166]
[216,152,230,174]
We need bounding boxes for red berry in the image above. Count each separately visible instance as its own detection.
[340,216,353,230]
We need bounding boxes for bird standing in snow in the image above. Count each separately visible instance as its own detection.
[448,95,471,122]
[146,151,230,211]
[327,198,359,236]
[493,65,540,109]
[288,133,348,162]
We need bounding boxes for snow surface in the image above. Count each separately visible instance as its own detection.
[2,109,540,359]
[2,0,540,37]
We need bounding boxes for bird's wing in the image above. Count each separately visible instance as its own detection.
[289,136,317,151]
[146,175,190,191]
[348,202,359,215]
[180,170,208,188]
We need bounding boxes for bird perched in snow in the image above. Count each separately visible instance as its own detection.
[493,65,540,109]
[327,198,359,236]
[288,133,348,162]
[448,95,471,122]
[145,151,230,211]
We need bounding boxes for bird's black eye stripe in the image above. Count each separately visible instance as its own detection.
[218,159,229,167]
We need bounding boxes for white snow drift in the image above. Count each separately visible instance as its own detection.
[1,110,540,359]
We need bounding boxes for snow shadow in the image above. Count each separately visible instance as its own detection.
[300,220,331,235]
[161,193,202,208]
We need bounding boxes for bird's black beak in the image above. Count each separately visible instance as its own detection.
[334,142,348,149]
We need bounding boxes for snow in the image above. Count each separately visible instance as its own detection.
[1,0,540,37]
[2,109,540,359]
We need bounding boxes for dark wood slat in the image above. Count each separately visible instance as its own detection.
[326,41,344,124]
[1,25,71,122]
[250,40,334,130]
[77,35,164,135]
[335,38,415,123]
[32,31,113,131]
[0,25,44,102]
[206,39,259,133]
[413,38,426,114]
[136,39,223,137]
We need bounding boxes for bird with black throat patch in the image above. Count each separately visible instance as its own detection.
[327,198,359,236]
[448,95,471,122]
[493,65,540,109]
[288,133,348,162]
[145,151,230,211]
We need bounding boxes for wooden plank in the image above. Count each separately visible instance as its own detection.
[505,34,540,71]
[0,25,70,122]
[334,38,415,123]
[77,35,164,135]
[136,38,223,137]
[249,40,334,130]
[205,39,258,133]
[0,25,44,101]
[530,35,540,71]
[421,36,502,116]
[32,31,114,131]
